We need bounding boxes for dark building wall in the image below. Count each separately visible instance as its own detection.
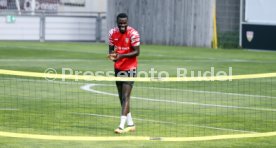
[216,0,240,48]
[107,0,213,47]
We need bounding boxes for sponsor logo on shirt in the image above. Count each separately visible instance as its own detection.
[115,46,130,50]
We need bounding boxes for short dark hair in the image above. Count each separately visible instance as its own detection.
[117,13,128,21]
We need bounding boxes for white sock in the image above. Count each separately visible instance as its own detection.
[127,113,134,126]
[119,116,127,129]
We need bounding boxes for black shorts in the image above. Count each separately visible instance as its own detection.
[114,69,136,86]
[114,69,136,77]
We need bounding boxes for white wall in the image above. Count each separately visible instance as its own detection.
[0,16,103,41]
[45,17,96,41]
[245,0,276,24]
[0,16,40,40]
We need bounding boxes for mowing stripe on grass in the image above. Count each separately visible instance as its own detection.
[3,77,275,99]
[2,58,276,63]
[90,84,276,99]
[0,108,18,111]
[81,84,276,112]
[72,112,176,125]
[143,86,276,99]
[72,112,256,133]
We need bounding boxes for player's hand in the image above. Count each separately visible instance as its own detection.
[107,52,117,61]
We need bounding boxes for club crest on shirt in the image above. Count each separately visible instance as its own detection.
[125,38,129,44]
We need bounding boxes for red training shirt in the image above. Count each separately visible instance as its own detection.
[108,26,140,71]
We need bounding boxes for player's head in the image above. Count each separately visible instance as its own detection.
[117,13,128,34]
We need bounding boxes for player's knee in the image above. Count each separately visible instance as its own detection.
[123,94,130,100]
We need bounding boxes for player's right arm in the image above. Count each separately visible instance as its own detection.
[108,45,117,61]
[109,45,114,54]
[108,28,117,61]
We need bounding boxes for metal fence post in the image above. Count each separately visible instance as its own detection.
[96,13,102,42]
[40,12,45,42]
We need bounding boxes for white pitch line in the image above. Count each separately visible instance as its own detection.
[83,83,276,99]
[0,59,99,62]
[1,78,88,85]
[2,78,275,111]
[72,112,256,133]
[0,108,18,111]
[80,84,276,112]
[140,86,276,99]
[2,78,276,99]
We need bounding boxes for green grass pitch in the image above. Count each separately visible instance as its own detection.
[0,41,276,147]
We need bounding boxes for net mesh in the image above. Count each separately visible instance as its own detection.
[0,70,275,137]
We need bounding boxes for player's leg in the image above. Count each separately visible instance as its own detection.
[115,82,135,133]
[115,69,124,106]
[121,82,132,116]
[121,69,136,115]
[121,82,135,132]
[114,69,136,133]
[123,69,136,132]
[114,81,126,134]
[117,82,132,130]
[114,69,126,133]
[115,81,123,106]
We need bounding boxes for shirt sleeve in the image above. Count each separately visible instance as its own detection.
[130,30,140,47]
[108,29,115,46]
